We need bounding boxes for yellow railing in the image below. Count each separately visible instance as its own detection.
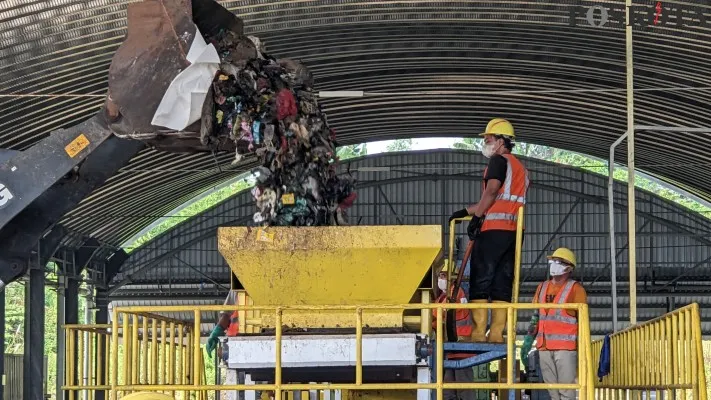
[592,303,708,400]
[105,302,593,400]
[64,324,113,400]
[64,314,198,400]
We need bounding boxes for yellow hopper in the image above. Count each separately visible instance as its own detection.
[217,225,442,329]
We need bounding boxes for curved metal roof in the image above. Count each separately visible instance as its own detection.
[1,0,710,245]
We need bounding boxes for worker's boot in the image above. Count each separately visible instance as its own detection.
[488,300,508,343]
[470,299,489,342]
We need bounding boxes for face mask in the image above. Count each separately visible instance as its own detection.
[482,141,501,158]
[549,260,569,277]
[438,278,448,291]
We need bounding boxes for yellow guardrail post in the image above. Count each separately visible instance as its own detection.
[275,307,283,400]
[142,317,148,385]
[435,307,444,400]
[111,308,119,400]
[355,308,363,385]
[193,309,202,396]
[169,321,176,396]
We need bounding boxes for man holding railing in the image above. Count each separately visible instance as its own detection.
[449,117,529,344]
[525,247,588,400]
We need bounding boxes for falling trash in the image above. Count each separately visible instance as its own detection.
[201,29,356,227]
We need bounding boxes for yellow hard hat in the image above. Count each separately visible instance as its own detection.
[547,247,577,267]
[480,118,515,138]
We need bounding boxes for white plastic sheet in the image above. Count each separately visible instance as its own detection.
[151,26,220,131]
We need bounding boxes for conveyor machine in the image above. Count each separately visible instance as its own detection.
[217,225,517,400]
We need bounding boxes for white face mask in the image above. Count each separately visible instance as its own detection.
[548,260,570,277]
[481,142,499,158]
[437,278,448,291]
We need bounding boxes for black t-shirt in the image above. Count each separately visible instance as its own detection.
[484,154,508,185]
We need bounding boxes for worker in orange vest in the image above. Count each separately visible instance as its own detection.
[531,248,587,400]
[207,292,240,358]
[433,265,475,400]
[449,118,529,343]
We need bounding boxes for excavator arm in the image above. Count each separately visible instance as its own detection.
[0,0,246,288]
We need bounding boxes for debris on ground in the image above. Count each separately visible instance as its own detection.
[201,30,356,227]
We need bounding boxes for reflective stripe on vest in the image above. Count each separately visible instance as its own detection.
[482,154,529,232]
[536,280,578,350]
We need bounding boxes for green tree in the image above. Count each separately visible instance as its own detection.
[452,137,484,151]
[336,144,367,160]
[385,139,413,152]
[124,179,253,252]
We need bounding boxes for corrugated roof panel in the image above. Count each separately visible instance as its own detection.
[2,0,711,246]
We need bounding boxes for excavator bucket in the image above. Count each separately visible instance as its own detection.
[218,226,442,329]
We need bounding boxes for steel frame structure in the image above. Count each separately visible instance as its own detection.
[93,151,711,338]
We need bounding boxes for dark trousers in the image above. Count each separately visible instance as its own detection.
[468,230,519,302]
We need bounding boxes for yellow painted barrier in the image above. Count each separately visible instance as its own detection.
[63,314,197,400]
[63,324,112,400]
[592,303,708,400]
[78,302,593,400]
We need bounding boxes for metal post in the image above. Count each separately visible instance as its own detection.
[95,290,108,400]
[84,289,94,400]
[608,131,628,333]
[65,269,79,400]
[57,275,66,400]
[0,287,5,400]
[24,264,45,400]
[625,0,637,326]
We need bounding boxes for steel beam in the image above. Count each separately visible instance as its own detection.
[39,226,68,266]
[74,239,102,274]
[0,127,144,289]
[24,264,45,400]
[64,260,84,400]
[0,115,114,230]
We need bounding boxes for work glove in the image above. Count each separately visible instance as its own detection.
[467,215,482,240]
[521,334,535,369]
[206,325,225,359]
[448,209,469,223]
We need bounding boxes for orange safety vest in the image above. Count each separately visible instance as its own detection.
[432,288,473,359]
[536,280,578,351]
[481,153,529,232]
[226,310,239,336]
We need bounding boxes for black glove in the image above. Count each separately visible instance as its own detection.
[448,208,469,223]
[467,215,482,240]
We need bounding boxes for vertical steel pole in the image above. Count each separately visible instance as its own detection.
[57,276,66,400]
[625,0,637,325]
[608,132,628,333]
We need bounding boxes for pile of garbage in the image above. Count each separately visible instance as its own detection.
[203,31,357,226]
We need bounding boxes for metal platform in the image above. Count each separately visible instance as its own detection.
[434,341,517,400]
